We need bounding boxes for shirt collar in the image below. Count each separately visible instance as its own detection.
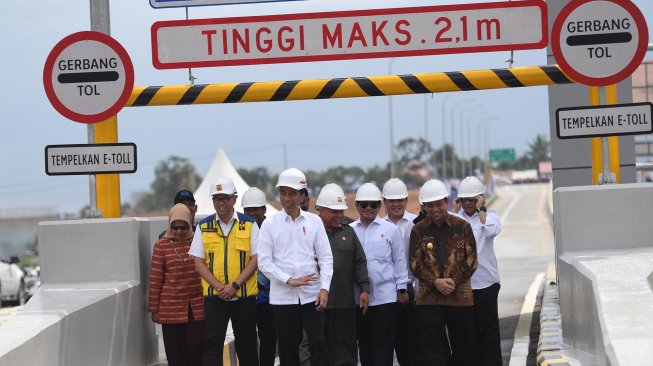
[353,216,382,227]
[281,208,305,222]
[382,211,412,224]
[216,210,238,225]
[426,212,454,228]
[326,224,345,235]
[461,209,478,219]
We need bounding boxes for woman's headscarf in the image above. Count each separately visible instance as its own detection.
[163,203,194,240]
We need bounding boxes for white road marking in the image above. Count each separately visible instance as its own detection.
[508,272,545,366]
[500,191,522,223]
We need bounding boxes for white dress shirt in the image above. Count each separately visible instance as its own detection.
[350,217,408,306]
[188,211,259,258]
[457,209,502,290]
[257,209,333,305]
[383,211,417,280]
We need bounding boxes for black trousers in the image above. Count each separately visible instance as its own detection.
[161,309,204,366]
[357,303,396,366]
[394,298,419,366]
[203,296,259,366]
[325,308,358,366]
[417,305,476,366]
[473,283,502,366]
[273,303,328,366]
[257,303,277,366]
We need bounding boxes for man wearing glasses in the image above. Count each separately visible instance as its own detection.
[188,177,259,366]
[451,176,502,366]
[381,178,419,366]
[350,183,408,366]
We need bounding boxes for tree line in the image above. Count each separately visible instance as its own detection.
[124,134,550,213]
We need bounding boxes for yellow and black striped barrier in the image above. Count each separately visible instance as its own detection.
[127,65,573,107]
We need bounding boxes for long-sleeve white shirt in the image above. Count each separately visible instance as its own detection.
[350,217,408,306]
[457,209,502,290]
[257,209,333,305]
[383,211,417,281]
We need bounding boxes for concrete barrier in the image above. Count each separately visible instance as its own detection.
[0,217,167,365]
[553,183,653,365]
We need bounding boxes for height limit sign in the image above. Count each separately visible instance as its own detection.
[552,0,648,86]
[43,31,134,124]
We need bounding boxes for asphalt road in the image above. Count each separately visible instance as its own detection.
[490,183,554,365]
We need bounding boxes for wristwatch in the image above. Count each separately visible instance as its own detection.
[231,282,241,290]
[398,289,407,294]
[477,206,487,213]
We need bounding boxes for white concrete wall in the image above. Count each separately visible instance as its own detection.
[0,217,168,366]
[553,183,653,365]
[553,183,653,257]
[556,255,609,365]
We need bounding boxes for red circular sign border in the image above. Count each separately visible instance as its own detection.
[43,31,135,124]
[551,0,649,87]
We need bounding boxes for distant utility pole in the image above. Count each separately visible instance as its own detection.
[388,58,397,178]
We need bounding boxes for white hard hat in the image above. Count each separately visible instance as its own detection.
[316,183,348,210]
[241,187,267,208]
[356,183,382,201]
[210,177,237,196]
[382,178,408,199]
[419,179,449,204]
[457,176,485,198]
[276,168,307,190]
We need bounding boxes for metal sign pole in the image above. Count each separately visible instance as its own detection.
[599,87,614,184]
[87,127,98,217]
[87,0,111,218]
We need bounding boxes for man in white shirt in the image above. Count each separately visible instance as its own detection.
[451,176,502,366]
[257,168,333,366]
[351,183,409,366]
[381,178,418,366]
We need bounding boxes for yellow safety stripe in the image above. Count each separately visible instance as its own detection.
[126,65,573,107]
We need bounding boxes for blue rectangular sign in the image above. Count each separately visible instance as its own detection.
[150,0,299,8]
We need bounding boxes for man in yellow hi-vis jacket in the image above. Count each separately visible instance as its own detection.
[189,177,259,366]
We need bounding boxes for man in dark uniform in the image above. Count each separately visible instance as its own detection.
[317,183,369,366]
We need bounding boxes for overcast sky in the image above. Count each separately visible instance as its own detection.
[2,0,652,213]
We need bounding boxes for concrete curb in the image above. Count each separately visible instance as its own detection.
[537,267,572,366]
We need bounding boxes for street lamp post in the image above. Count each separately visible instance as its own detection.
[481,117,499,177]
[425,93,435,175]
[443,98,474,179]
[464,114,481,175]
[389,58,397,178]
[452,104,481,179]
[440,94,452,179]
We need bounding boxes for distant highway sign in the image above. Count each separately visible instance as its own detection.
[45,143,137,176]
[152,0,547,69]
[490,148,516,163]
[556,102,653,139]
